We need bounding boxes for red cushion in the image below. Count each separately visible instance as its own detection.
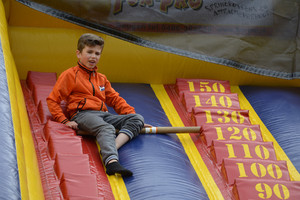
[182,91,240,113]
[175,78,231,99]
[191,107,251,126]
[43,120,76,142]
[66,196,103,200]
[221,158,290,185]
[233,178,300,200]
[37,101,53,124]
[60,173,98,199]
[26,71,56,92]
[48,136,83,159]
[54,154,91,179]
[200,124,263,147]
[32,84,53,106]
[210,140,276,165]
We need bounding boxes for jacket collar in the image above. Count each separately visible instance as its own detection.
[77,61,98,73]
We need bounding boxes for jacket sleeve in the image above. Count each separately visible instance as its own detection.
[46,70,74,123]
[104,77,136,115]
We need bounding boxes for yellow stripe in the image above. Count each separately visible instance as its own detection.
[231,86,300,181]
[0,1,44,199]
[96,143,131,200]
[151,84,224,200]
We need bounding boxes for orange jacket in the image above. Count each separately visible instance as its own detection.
[47,63,135,124]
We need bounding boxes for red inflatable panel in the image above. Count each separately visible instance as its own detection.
[192,107,251,126]
[210,140,276,165]
[43,120,76,142]
[32,84,53,105]
[182,92,240,113]
[21,76,114,199]
[175,78,231,99]
[48,136,83,159]
[201,124,263,147]
[26,71,57,92]
[37,101,53,124]
[221,158,290,186]
[60,173,98,199]
[38,101,68,125]
[67,196,102,200]
[232,178,300,200]
[54,154,91,179]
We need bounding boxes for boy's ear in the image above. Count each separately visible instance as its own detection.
[76,50,81,59]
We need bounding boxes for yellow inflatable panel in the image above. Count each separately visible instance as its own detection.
[0,1,44,199]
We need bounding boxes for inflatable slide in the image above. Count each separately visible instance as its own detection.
[1,0,300,199]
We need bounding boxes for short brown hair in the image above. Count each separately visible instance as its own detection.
[77,33,104,52]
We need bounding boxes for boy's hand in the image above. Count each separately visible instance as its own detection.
[144,124,152,128]
[66,121,79,130]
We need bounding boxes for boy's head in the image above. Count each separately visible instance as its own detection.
[77,33,104,52]
[76,33,104,69]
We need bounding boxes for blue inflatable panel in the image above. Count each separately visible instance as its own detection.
[109,83,209,200]
[0,38,21,199]
[240,86,300,173]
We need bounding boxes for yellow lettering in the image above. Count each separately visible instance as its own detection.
[187,81,195,92]
[232,111,245,124]
[212,82,225,93]
[200,82,211,92]
[225,144,236,158]
[267,164,282,179]
[228,126,242,140]
[231,111,238,123]
[242,144,253,158]
[243,128,257,141]
[273,184,290,199]
[236,162,248,177]
[238,111,245,124]
[256,183,272,199]
[205,110,213,123]
[193,95,202,107]
[215,127,225,140]
[251,163,266,178]
[219,96,232,108]
[255,145,270,160]
[217,110,230,123]
[256,183,290,200]
[206,95,218,107]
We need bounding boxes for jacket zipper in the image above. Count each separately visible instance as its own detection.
[89,73,95,96]
[89,72,103,111]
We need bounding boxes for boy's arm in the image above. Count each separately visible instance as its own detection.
[104,80,135,115]
[47,95,69,124]
[47,71,73,124]
[110,95,135,115]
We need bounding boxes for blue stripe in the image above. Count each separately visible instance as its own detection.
[109,83,209,200]
[240,86,300,173]
[0,37,21,199]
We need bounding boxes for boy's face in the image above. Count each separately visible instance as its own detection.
[76,45,103,69]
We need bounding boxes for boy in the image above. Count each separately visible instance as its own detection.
[47,33,144,177]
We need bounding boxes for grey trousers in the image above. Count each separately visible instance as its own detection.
[72,110,144,165]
